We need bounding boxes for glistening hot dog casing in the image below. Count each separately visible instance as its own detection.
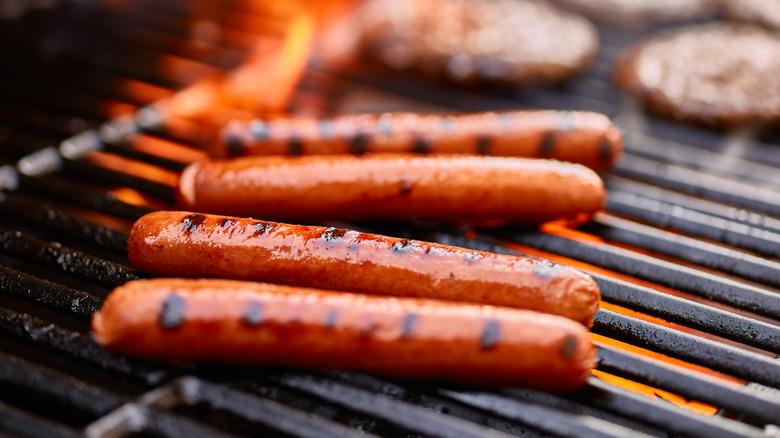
[175,155,606,225]
[92,278,596,392]
[127,211,601,327]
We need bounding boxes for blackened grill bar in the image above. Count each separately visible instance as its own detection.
[500,230,780,319]
[614,154,780,218]
[582,214,780,288]
[3,2,780,438]
[606,176,780,234]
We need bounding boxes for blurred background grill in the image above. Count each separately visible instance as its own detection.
[2,1,780,437]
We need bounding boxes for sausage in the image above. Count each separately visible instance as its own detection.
[127,211,601,327]
[215,110,624,171]
[91,278,596,392]
[176,154,606,225]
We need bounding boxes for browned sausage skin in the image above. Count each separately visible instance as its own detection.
[215,110,623,171]
[176,154,606,225]
[128,211,600,327]
[92,278,596,392]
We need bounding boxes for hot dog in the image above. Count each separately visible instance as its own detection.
[92,278,596,392]
[128,211,600,327]
[215,110,623,171]
[176,155,606,225]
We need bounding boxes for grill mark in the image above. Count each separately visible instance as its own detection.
[182,214,206,233]
[349,133,369,155]
[476,135,491,154]
[218,218,235,228]
[464,252,483,264]
[243,300,264,326]
[321,226,349,241]
[480,319,501,350]
[399,179,413,196]
[250,120,269,140]
[560,334,578,359]
[288,137,303,156]
[159,293,186,330]
[392,239,416,253]
[360,314,379,337]
[225,135,243,157]
[324,308,339,328]
[412,136,431,154]
[599,136,613,159]
[254,221,275,235]
[540,131,557,157]
[400,312,419,340]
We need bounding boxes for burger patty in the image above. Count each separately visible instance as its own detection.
[614,22,780,130]
[355,0,598,88]
[723,0,780,30]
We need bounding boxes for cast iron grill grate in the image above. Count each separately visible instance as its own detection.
[1,1,780,438]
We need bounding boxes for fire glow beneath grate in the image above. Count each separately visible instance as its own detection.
[1,1,780,438]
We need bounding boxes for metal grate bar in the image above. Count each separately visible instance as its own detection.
[438,389,655,438]
[275,373,520,438]
[623,131,780,187]
[593,310,780,388]
[593,274,780,353]
[17,173,155,223]
[644,117,780,169]
[101,141,192,173]
[569,378,768,438]
[87,404,238,438]
[0,306,170,386]
[0,192,130,253]
[606,176,780,233]
[0,402,82,438]
[0,226,138,286]
[596,344,780,425]
[322,371,580,438]
[187,378,379,438]
[61,160,177,205]
[0,265,102,321]
[581,214,780,289]
[614,154,780,217]
[499,230,780,320]
[0,352,124,425]
[605,190,780,258]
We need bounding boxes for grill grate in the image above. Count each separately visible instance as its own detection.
[2,1,780,438]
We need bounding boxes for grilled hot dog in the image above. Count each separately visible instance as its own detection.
[92,278,596,392]
[216,110,623,171]
[176,155,606,225]
[128,211,600,327]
